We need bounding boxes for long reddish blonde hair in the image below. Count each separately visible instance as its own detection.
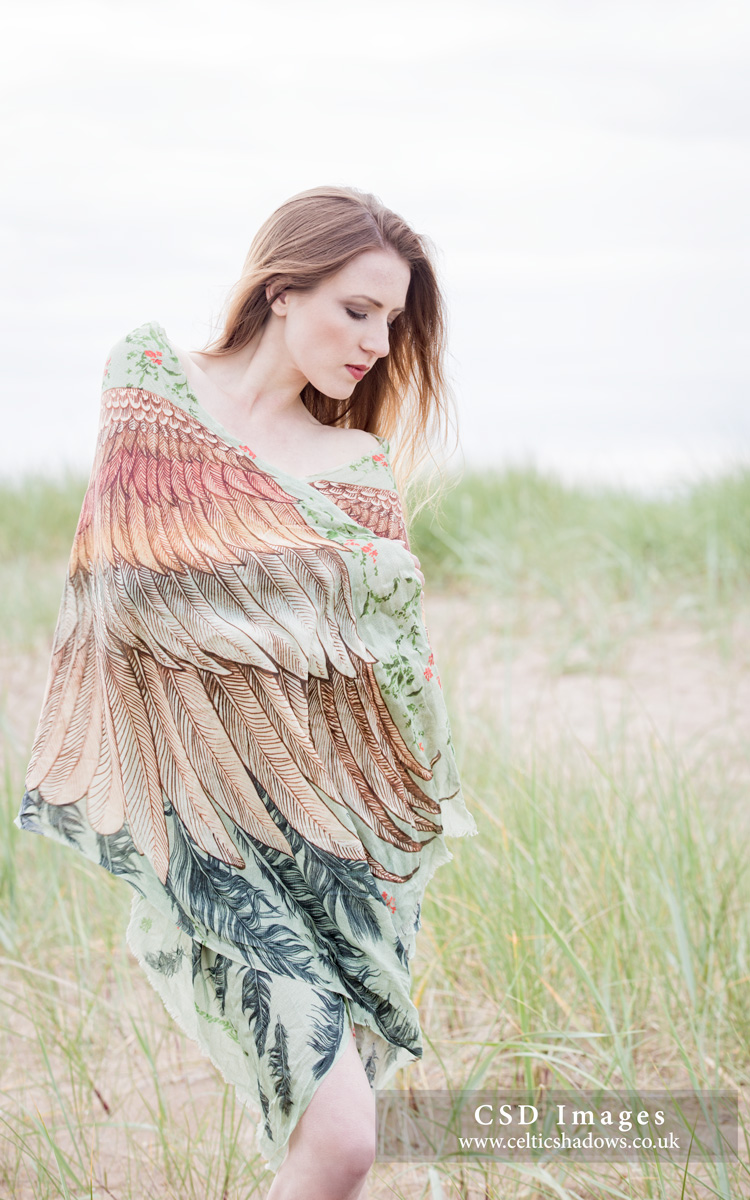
[201,185,459,517]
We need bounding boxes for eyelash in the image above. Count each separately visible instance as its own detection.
[345,308,396,330]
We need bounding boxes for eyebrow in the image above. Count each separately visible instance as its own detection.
[347,294,406,314]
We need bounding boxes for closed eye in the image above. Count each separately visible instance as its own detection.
[345,308,396,330]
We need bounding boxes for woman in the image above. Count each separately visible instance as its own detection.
[17,185,478,1198]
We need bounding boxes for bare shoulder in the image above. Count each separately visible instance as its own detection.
[328,427,382,454]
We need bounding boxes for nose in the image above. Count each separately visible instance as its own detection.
[359,319,391,360]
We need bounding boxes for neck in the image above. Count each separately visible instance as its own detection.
[198,315,311,421]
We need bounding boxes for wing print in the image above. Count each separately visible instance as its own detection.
[25,387,442,886]
[309,479,410,545]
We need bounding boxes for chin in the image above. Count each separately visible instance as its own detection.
[305,363,359,399]
[317,379,356,400]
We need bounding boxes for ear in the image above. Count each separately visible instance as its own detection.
[266,282,289,315]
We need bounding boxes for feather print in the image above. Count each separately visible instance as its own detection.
[345,964,423,1052]
[362,1044,379,1087]
[206,953,231,1011]
[230,806,422,1052]
[247,773,387,943]
[18,790,82,844]
[309,479,410,545]
[232,823,381,983]
[239,965,273,1057]
[24,383,452,888]
[97,827,143,882]
[308,990,346,1081]
[269,1016,294,1117]
[18,322,479,1175]
[144,947,184,978]
[394,937,410,969]
[191,940,202,983]
[164,805,327,983]
[44,798,86,847]
[17,790,43,835]
[257,1083,274,1143]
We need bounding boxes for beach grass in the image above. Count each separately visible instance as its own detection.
[0,464,748,1198]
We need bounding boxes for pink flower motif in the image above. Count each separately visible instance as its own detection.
[381,890,397,914]
[238,444,256,458]
[418,741,424,751]
[424,666,433,681]
[372,453,386,464]
[428,652,435,666]
[144,349,162,364]
[438,675,442,689]
[343,538,378,559]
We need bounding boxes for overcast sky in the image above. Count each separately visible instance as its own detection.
[2,0,748,493]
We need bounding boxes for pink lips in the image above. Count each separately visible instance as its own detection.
[346,365,366,381]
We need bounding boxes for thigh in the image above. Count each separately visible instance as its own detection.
[288,1026,376,1152]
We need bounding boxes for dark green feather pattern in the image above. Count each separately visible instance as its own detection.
[308,990,346,1081]
[144,947,184,978]
[257,1083,274,1142]
[246,770,386,943]
[240,965,273,1058]
[206,953,232,1012]
[233,781,423,1053]
[191,940,202,983]
[232,823,375,980]
[269,1017,294,1117]
[97,826,143,884]
[164,805,329,984]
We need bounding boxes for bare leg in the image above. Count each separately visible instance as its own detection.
[267,1028,376,1200]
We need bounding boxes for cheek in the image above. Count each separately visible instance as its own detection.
[289,308,352,369]
[313,311,352,358]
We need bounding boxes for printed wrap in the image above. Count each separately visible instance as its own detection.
[17,320,478,1171]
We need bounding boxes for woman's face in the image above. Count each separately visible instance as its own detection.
[271,248,411,399]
